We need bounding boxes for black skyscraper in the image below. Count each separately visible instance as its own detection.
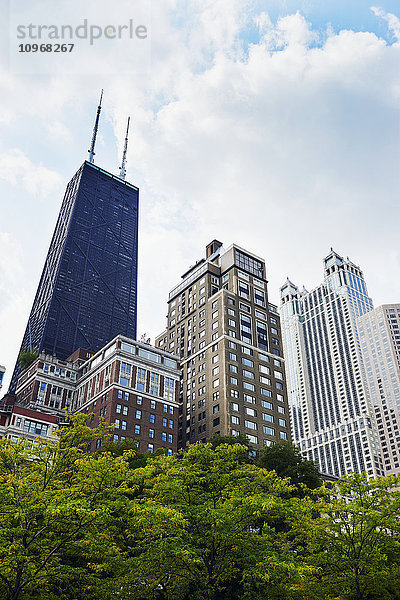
[10,95,138,392]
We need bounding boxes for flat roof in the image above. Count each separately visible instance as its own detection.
[84,161,139,192]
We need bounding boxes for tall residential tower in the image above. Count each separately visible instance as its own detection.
[156,241,291,449]
[280,250,383,478]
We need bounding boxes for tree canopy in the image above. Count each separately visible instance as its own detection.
[121,442,313,600]
[257,440,322,492]
[0,420,399,600]
[307,473,400,600]
[0,416,128,600]
[18,348,39,370]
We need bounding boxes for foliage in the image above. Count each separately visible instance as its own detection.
[98,437,148,469]
[305,473,400,600]
[98,438,169,469]
[2,425,400,600]
[207,433,255,462]
[18,348,39,370]
[257,441,322,494]
[117,442,315,600]
[207,432,253,450]
[0,415,131,600]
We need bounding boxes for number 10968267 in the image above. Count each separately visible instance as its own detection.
[18,43,74,52]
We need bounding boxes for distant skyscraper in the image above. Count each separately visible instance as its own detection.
[0,366,5,392]
[156,241,291,449]
[280,250,384,478]
[357,304,400,476]
[10,94,138,391]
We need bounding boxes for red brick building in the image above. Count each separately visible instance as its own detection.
[13,336,180,454]
[73,336,180,454]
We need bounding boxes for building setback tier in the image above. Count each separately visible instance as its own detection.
[156,240,291,450]
[280,249,383,478]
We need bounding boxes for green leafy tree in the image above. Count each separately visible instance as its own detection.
[0,415,134,600]
[13,425,400,600]
[99,438,149,469]
[257,441,322,494]
[18,348,39,370]
[306,473,400,600]
[207,433,255,462]
[117,442,315,600]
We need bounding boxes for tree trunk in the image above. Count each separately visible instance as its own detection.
[355,570,364,600]
[9,568,23,600]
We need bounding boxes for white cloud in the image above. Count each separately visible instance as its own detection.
[254,11,273,35]
[275,12,318,48]
[46,120,73,143]
[0,234,29,389]
[0,149,62,198]
[0,233,23,291]
[371,6,400,40]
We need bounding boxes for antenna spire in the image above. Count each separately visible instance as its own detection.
[119,116,130,180]
[88,89,103,164]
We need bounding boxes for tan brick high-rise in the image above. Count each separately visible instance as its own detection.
[156,241,291,449]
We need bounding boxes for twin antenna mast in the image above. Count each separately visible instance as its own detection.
[88,90,131,180]
[119,116,130,180]
[88,89,103,164]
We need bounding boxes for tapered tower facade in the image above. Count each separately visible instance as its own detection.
[10,95,138,391]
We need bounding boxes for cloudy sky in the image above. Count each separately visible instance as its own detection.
[0,0,399,392]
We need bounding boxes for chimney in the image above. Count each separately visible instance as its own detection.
[206,240,222,258]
